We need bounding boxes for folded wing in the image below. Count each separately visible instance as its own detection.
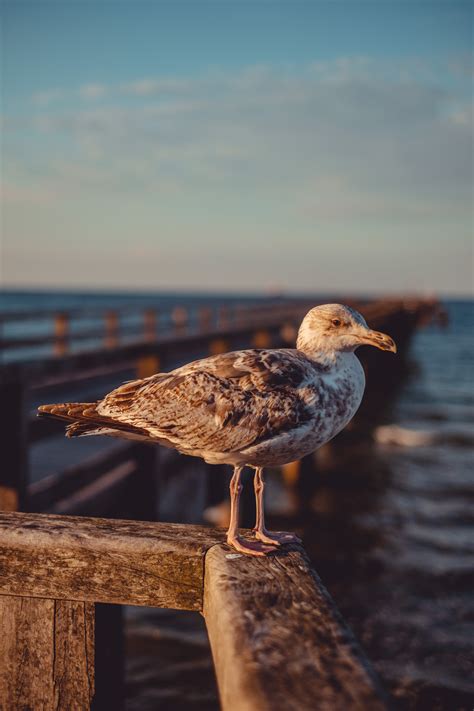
[96,349,318,453]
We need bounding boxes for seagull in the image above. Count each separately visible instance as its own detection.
[38,304,396,556]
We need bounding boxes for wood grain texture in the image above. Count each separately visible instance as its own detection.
[0,595,94,711]
[203,544,389,711]
[0,512,224,610]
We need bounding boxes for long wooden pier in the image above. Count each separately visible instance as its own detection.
[0,295,440,709]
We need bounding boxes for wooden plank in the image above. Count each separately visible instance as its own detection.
[0,512,224,610]
[0,595,94,710]
[203,544,389,711]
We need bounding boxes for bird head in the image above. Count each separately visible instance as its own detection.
[296,304,397,357]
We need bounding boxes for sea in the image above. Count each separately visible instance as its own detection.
[1,290,473,710]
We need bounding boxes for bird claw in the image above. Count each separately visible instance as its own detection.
[254,529,301,546]
[227,535,275,556]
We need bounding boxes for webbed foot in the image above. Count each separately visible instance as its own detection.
[227,535,275,556]
[254,529,301,546]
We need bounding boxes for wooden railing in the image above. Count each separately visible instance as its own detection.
[0,512,388,711]
[0,298,442,709]
[0,299,314,358]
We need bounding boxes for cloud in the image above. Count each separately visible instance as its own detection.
[23,61,471,199]
[119,77,191,96]
[448,52,474,78]
[79,83,107,100]
[32,88,64,107]
[5,58,472,293]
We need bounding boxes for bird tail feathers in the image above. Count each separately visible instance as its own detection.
[37,402,150,440]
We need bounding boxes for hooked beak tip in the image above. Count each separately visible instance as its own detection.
[362,330,397,354]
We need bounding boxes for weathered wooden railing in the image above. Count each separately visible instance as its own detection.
[0,299,441,709]
[0,299,313,358]
[0,512,388,710]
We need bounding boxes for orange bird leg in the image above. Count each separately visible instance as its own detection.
[226,466,274,556]
[253,467,301,546]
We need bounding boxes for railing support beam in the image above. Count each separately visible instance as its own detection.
[0,594,94,710]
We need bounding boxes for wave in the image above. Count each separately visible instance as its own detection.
[374,424,474,448]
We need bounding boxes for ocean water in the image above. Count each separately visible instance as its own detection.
[1,291,472,708]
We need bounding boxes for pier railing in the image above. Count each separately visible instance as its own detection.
[0,511,388,711]
[0,299,314,360]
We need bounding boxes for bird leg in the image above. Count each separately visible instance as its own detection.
[253,467,301,546]
[226,466,274,556]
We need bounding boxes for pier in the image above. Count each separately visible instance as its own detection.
[0,296,439,709]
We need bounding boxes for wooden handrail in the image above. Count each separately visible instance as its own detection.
[0,512,221,610]
[0,512,388,710]
[0,300,317,352]
[204,544,388,711]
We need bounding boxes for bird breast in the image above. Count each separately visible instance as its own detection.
[236,353,366,467]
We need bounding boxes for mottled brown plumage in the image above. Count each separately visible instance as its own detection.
[38,304,396,555]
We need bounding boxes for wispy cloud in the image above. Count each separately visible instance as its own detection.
[79,83,107,100]
[21,60,471,199]
[4,57,472,292]
[119,77,192,96]
[32,88,64,107]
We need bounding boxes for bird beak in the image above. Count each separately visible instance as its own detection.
[358,329,397,353]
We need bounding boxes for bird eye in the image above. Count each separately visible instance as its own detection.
[331,318,341,327]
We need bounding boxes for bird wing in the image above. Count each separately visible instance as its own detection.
[97,349,319,453]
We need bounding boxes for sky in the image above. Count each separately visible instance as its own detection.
[1,0,473,295]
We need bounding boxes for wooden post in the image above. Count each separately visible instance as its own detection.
[0,377,27,511]
[253,330,272,348]
[198,307,212,332]
[104,311,119,348]
[54,312,69,356]
[172,306,188,333]
[136,354,160,379]
[209,338,229,355]
[143,309,158,341]
[217,306,230,330]
[0,595,95,710]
